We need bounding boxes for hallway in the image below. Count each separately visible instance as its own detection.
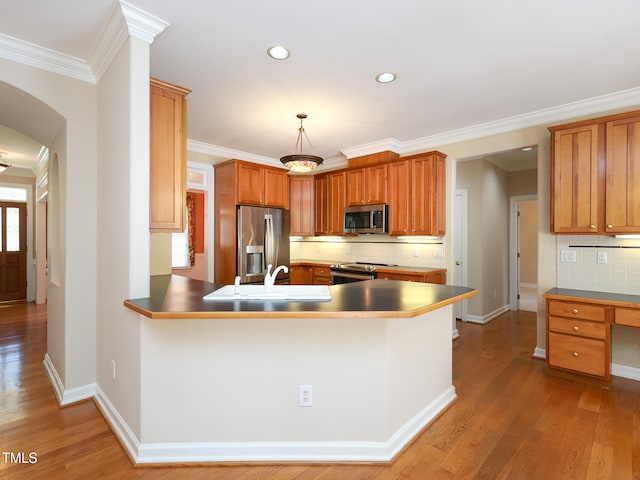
[2,303,639,479]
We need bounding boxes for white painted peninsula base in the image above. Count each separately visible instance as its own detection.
[105,305,456,464]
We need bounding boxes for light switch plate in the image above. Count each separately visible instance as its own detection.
[597,251,608,264]
[560,250,577,263]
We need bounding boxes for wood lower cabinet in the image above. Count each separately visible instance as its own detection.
[290,175,314,236]
[545,298,610,379]
[290,265,314,285]
[312,265,332,285]
[376,269,446,284]
[149,78,190,232]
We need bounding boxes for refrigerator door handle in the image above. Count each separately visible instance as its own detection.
[265,214,274,269]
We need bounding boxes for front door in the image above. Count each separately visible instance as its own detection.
[0,202,27,302]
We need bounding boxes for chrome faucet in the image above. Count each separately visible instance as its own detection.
[264,264,289,292]
[234,275,242,295]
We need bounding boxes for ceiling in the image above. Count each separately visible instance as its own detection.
[1,0,639,175]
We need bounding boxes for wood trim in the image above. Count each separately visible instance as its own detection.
[547,108,640,133]
[347,150,399,169]
[150,77,192,96]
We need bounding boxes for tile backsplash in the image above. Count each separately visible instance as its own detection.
[556,235,640,294]
[290,236,446,268]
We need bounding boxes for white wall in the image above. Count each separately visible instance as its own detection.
[96,36,150,438]
[0,57,98,394]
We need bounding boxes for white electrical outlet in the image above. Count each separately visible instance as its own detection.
[412,247,419,257]
[346,245,352,255]
[434,246,444,258]
[560,250,577,263]
[299,385,313,407]
[111,360,116,380]
[597,251,608,264]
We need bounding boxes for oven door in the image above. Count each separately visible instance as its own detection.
[330,270,376,284]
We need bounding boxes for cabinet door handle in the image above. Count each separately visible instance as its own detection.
[590,224,596,229]
[572,308,579,314]
[573,325,579,331]
[607,224,613,229]
[572,352,579,357]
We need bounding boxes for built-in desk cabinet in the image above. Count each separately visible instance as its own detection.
[546,298,610,379]
[149,78,191,232]
[549,110,640,234]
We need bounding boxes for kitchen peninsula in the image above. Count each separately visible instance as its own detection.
[123,276,476,464]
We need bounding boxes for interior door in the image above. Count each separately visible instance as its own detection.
[0,202,27,302]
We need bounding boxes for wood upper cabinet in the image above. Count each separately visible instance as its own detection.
[314,170,346,235]
[388,160,411,235]
[388,152,446,236]
[328,170,347,234]
[549,110,640,234]
[149,78,191,231]
[346,164,388,206]
[549,123,604,233]
[235,160,289,208]
[605,114,640,233]
[263,168,289,208]
[290,175,314,236]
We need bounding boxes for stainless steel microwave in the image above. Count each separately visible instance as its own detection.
[344,204,388,234]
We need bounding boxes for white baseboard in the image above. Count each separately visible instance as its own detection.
[134,386,457,465]
[466,304,511,325]
[42,353,95,406]
[94,385,141,462]
[532,347,546,360]
[611,363,640,382]
[452,328,460,340]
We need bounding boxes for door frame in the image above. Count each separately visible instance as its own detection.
[0,183,34,302]
[509,194,537,310]
[453,188,469,321]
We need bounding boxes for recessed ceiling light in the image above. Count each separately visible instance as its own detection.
[267,46,290,60]
[376,72,396,83]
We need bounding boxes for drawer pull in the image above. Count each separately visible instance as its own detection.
[572,309,579,314]
[573,325,579,331]
[572,351,579,357]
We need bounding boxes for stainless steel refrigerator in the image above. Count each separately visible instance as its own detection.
[237,205,290,284]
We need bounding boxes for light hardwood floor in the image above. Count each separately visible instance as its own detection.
[2,303,639,479]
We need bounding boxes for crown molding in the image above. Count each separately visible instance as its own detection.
[187,139,347,172]
[187,139,280,167]
[341,138,402,159]
[0,32,95,83]
[90,1,169,82]
[0,2,168,84]
[403,87,640,155]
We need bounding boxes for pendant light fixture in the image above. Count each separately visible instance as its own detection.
[280,114,323,173]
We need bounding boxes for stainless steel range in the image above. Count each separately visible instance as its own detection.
[329,262,396,284]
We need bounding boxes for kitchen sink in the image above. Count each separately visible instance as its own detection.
[203,284,332,301]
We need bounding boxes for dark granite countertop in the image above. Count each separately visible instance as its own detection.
[124,275,476,320]
[544,287,640,307]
